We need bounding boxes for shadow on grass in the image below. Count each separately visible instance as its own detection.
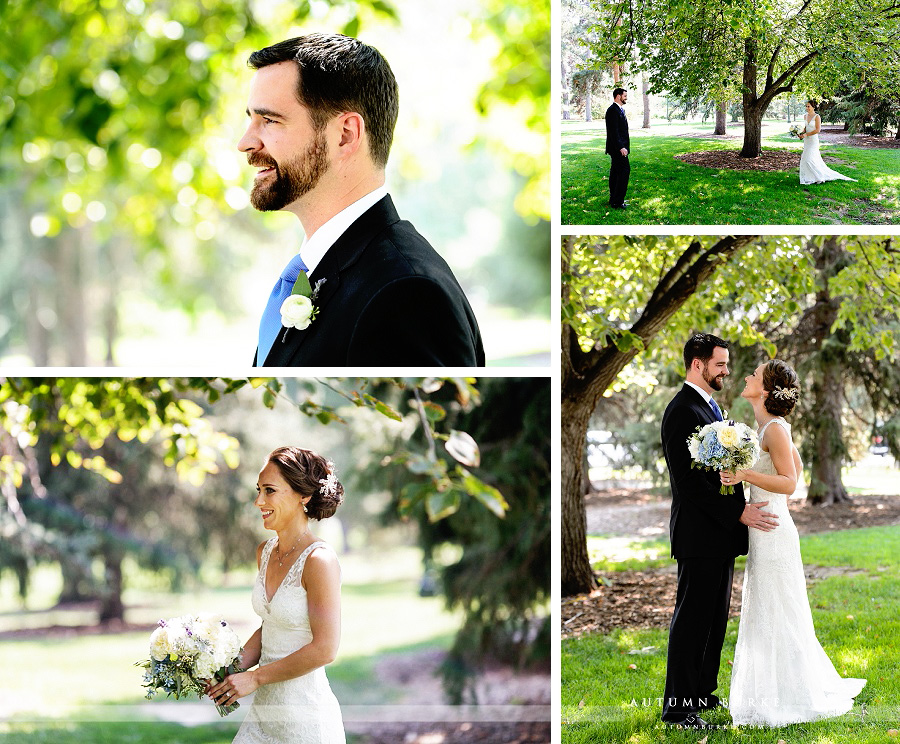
[562,134,900,226]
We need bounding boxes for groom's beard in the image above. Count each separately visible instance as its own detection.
[703,365,726,391]
[249,131,329,212]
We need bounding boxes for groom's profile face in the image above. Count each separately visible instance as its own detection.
[237,61,331,212]
[700,347,730,391]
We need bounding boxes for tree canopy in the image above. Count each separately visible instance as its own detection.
[583,0,900,155]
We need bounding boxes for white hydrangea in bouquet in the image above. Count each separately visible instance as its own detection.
[687,420,761,494]
[788,124,803,139]
[135,613,244,716]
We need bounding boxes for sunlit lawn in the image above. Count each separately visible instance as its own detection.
[563,526,900,742]
[0,546,461,726]
[561,120,900,225]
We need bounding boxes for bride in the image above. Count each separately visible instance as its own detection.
[797,100,857,185]
[721,360,866,726]
[206,446,346,742]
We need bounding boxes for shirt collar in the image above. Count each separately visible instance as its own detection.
[684,380,713,405]
[299,185,389,276]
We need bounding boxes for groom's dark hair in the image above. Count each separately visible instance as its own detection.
[612,87,626,99]
[248,33,399,168]
[683,333,729,370]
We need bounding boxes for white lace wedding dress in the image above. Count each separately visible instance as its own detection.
[799,116,857,185]
[729,418,866,726]
[233,539,345,743]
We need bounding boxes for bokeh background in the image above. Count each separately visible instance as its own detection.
[0,376,550,743]
[0,0,550,367]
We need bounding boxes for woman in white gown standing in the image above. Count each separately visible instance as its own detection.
[798,100,857,185]
[207,446,346,743]
[722,360,866,727]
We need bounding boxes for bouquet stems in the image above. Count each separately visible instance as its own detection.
[213,661,243,717]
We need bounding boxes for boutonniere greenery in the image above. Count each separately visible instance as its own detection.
[280,273,326,338]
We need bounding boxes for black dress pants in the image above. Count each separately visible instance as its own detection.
[661,556,734,722]
[608,152,630,206]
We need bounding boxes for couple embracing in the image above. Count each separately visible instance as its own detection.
[660,333,866,728]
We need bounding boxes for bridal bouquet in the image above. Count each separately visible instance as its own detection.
[788,124,802,139]
[688,420,760,494]
[136,613,244,716]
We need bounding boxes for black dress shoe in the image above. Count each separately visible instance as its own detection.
[699,695,721,710]
[609,203,626,209]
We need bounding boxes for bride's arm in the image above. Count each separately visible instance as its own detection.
[252,549,342,686]
[735,424,797,494]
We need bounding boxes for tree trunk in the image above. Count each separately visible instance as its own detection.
[59,228,87,366]
[585,87,592,123]
[561,392,599,596]
[714,101,726,135]
[642,72,650,128]
[739,38,765,157]
[98,548,126,623]
[611,61,621,84]
[562,58,571,121]
[806,237,852,505]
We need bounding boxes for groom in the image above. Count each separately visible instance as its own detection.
[239,34,485,366]
[604,87,630,209]
[660,334,778,728]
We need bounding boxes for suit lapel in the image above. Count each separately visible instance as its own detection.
[263,195,401,365]
[682,384,716,425]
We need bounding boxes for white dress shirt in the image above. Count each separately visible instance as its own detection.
[299,185,389,276]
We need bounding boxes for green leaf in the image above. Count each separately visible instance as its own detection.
[425,488,461,522]
[458,468,508,517]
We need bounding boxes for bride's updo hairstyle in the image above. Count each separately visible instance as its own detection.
[267,446,344,520]
[762,359,801,417]
[807,99,818,111]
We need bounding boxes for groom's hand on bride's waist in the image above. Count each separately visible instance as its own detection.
[739,501,779,532]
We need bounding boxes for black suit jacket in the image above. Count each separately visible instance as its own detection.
[255,195,485,367]
[604,103,630,155]
[660,385,748,560]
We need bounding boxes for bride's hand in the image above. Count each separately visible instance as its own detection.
[721,469,749,487]
[207,670,260,704]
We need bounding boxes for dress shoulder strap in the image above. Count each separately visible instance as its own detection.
[258,536,278,577]
[758,416,790,442]
[286,541,331,587]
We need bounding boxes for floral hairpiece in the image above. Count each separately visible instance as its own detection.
[772,385,800,401]
[318,460,338,498]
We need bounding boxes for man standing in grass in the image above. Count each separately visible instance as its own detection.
[604,88,630,209]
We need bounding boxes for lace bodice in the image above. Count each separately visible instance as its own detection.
[234,538,345,744]
[747,418,792,506]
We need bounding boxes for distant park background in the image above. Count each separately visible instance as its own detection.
[0,0,550,366]
[0,377,550,743]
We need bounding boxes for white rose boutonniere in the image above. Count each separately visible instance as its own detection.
[279,269,326,341]
[280,294,316,330]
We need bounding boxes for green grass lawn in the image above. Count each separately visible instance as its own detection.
[561,121,900,225]
[563,525,900,742]
[0,546,462,741]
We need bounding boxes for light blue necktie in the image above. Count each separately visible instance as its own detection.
[709,397,724,421]
[257,253,308,364]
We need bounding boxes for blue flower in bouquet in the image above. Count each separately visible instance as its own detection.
[698,429,726,461]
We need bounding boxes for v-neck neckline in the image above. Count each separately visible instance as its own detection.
[263,538,320,604]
